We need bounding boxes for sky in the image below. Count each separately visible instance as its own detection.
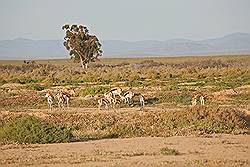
[0,0,250,41]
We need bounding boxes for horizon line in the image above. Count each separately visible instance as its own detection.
[0,32,249,42]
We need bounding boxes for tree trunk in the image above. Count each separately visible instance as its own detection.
[79,56,87,70]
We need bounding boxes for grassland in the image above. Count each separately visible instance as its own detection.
[0,55,249,144]
[0,55,249,166]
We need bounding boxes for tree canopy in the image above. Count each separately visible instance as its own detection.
[62,24,102,69]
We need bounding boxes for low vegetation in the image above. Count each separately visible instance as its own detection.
[0,116,72,144]
[0,55,249,144]
[0,56,249,89]
[160,147,180,155]
[77,86,110,97]
[0,106,247,144]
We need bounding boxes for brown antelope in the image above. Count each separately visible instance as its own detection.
[109,87,124,99]
[104,92,115,104]
[123,90,135,104]
[98,97,109,110]
[57,89,75,108]
[191,95,198,106]
[124,90,145,108]
[139,94,145,107]
[104,87,124,107]
[56,91,65,109]
[45,92,54,110]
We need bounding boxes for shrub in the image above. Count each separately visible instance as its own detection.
[68,106,247,140]
[0,79,7,86]
[160,147,179,155]
[159,92,192,105]
[77,86,110,96]
[125,80,142,87]
[9,77,22,84]
[26,84,45,91]
[0,116,72,144]
[187,106,247,134]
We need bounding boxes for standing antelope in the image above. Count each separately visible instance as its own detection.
[191,95,198,106]
[139,94,145,107]
[200,95,205,105]
[57,89,75,108]
[56,91,65,109]
[45,92,54,110]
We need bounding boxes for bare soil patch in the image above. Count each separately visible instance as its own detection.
[0,135,249,167]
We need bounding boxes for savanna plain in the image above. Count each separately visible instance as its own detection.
[0,55,249,167]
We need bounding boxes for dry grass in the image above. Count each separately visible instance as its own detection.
[0,55,249,144]
[0,106,247,144]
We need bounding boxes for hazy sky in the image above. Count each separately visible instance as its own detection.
[0,0,250,41]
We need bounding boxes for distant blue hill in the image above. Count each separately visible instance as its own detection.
[0,33,250,60]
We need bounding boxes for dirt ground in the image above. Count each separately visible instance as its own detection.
[0,134,249,167]
[0,106,249,167]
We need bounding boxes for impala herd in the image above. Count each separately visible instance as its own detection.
[44,87,145,110]
[98,87,145,109]
[45,89,76,110]
[45,87,205,110]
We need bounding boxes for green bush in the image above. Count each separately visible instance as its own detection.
[0,79,7,86]
[0,116,72,144]
[78,107,245,139]
[125,80,142,87]
[26,84,45,91]
[21,78,38,84]
[187,106,247,134]
[77,86,110,96]
[160,147,179,155]
[159,92,192,105]
[9,77,22,84]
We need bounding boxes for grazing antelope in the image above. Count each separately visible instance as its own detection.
[45,92,54,110]
[123,89,145,107]
[109,87,124,99]
[104,92,115,105]
[125,92,145,108]
[123,90,135,104]
[98,97,109,110]
[102,89,126,109]
[113,95,124,106]
[57,89,75,108]
[105,91,124,108]
[105,87,124,107]
[138,94,145,107]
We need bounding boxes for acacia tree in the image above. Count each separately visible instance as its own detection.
[62,24,102,69]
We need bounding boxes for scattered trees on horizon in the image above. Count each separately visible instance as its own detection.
[62,24,102,69]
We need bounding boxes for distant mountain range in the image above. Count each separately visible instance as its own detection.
[0,33,250,60]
